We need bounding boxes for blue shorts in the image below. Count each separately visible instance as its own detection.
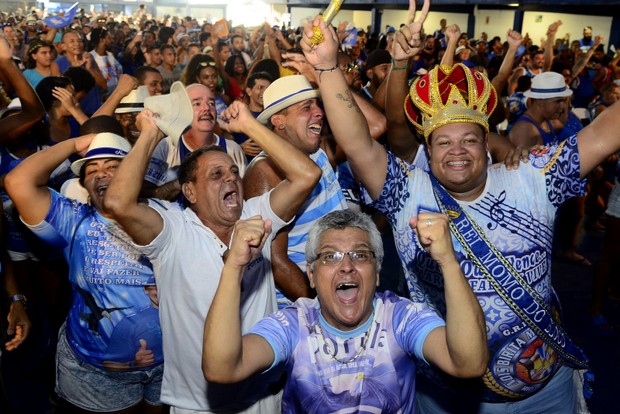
[56,327,163,412]
[416,366,577,414]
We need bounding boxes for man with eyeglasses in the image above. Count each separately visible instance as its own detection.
[202,209,488,412]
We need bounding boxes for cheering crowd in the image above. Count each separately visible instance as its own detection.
[1,0,619,413]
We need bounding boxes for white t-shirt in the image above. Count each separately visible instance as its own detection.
[137,192,287,410]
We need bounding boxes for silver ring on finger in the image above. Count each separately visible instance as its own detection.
[426,218,432,227]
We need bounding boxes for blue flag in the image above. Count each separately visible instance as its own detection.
[44,2,79,29]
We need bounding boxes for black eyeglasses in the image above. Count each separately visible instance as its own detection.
[199,61,216,67]
[314,250,375,265]
[343,62,360,73]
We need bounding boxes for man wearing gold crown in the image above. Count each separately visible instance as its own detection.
[299,0,619,412]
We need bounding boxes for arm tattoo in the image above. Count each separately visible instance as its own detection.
[336,89,361,113]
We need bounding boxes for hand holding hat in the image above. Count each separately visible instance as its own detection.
[70,133,131,175]
[143,81,193,142]
[135,109,164,142]
[74,134,98,157]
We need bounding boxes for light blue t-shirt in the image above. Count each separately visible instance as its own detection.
[23,68,46,89]
[250,291,444,413]
[27,190,163,369]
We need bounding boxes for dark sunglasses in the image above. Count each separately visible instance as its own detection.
[343,62,360,72]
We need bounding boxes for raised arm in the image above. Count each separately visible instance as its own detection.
[440,25,461,66]
[384,24,424,164]
[411,213,488,378]
[280,51,387,144]
[577,99,620,178]
[52,86,89,125]
[301,0,432,200]
[5,135,94,225]
[543,21,562,72]
[103,111,165,245]
[243,158,314,302]
[570,36,603,83]
[221,101,321,222]
[0,35,45,143]
[93,75,138,117]
[203,217,276,383]
[83,52,107,91]
[302,17,383,193]
[354,92,387,140]
[492,29,523,95]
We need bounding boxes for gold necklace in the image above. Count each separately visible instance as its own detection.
[315,314,373,364]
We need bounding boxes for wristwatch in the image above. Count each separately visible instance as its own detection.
[9,294,27,308]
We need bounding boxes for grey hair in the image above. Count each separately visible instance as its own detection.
[305,210,384,272]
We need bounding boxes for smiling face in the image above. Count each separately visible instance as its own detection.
[307,227,378,331]
[187,84,217,136]
[271,98,324,155]
[182,150,243,230]
[82,158,121,211]
[62,32,83,57]
[117,112,140,145]
[198,66,219,93]
[531,52,544,70]
[428,122,488,201]
[233,56,245,75]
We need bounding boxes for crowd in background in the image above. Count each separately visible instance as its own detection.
[0,1,619,413]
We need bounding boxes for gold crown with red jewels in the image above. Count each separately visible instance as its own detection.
[404,63,498,142]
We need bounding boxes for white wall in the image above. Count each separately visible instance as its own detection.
[288,6,614,48]
[290,7,371,31]
[380,10,469,36]
[474,9,516,40]
[522,11,611,49]
[156,6,224,23]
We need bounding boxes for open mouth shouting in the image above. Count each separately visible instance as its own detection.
[96,183,108,197]
[308,121,323,136]
[222,189,239,209]
[335,281,359,304]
